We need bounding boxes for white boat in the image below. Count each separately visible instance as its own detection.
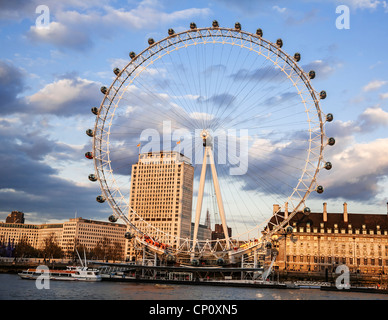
[18,248,101,282]
[18,265,102,282]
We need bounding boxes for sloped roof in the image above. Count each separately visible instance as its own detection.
[287,211,388,231]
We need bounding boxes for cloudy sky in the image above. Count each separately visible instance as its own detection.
[0,0,388,226]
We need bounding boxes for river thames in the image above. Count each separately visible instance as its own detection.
[1,273,388,300]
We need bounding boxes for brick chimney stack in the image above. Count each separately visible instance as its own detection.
[323,202,327,222]
[343,202,348,223]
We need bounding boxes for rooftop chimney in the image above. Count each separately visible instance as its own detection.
[273,204,280,215]
[323,202,327,222]
[343,202,348,223]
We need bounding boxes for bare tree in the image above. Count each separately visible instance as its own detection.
[41,233,63,260]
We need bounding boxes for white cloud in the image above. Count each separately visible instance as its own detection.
[321,137,388,200]
[272,5,287,13]
[27,21,92,50]
[362,80,387,92]
[189,112,215,121]
[102,5,211,29]
[359,106,388,129]
[302,59,343,79]
[28,77,100,116]
[340,0,383,9]
[379,92,388,99]
[25,1,211,50]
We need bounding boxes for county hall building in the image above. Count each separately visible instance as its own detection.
[270,202,388,275]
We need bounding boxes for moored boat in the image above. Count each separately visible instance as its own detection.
[18,265,102,281]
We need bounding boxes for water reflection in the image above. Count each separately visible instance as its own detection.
[1,274,388,300]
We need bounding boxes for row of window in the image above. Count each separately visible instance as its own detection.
[286,255,388,266]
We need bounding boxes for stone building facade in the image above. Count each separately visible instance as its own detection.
[0,216,126,259]
[126,151,194,260]
[272,203,388,275]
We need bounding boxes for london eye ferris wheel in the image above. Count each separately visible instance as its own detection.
[85,21,335,262]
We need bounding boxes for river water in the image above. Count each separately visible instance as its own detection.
[1,273,387,301]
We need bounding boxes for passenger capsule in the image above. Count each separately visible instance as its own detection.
[327,137,336,146]
[88,174,97,182]
[212,20,219,28]
[86,129,94,137]
[256,28,263,37]
[96,195,105,203]
[316,185,324,194]
[148,38,155,46]
[91,107,98,115]
[235,22,241,30]
[320,90,327,99]
[190,22,197,29]
[166,254,176,263]
[286,226,293,234]
[276,38,283,48]
[326,113,334,122]
[85,152,93,159]
[124,232,134,239]
[324,161,332,170]
[294,52,301,62]
[113,67,120,76]
[108,215,118,222]
[168,28,175,36]
[100,86,108,94]
[308,70,316,79]
[304,207,311,215]
[216,258,224,266]
[129,51,136,59]
[191,259,199,266]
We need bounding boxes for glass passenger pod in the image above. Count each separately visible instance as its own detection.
[86,129,94,137]
[324,162,332,170]
[326,113,334,122]
[100,86,108,94]
[96,195,105,203]
[85,152,93,159]
[113,68,120,76]
[286,226,294,234]
[124,232,134,239]
[108,215,118,222]
[166,254,176,264]
[191,259,199,266]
